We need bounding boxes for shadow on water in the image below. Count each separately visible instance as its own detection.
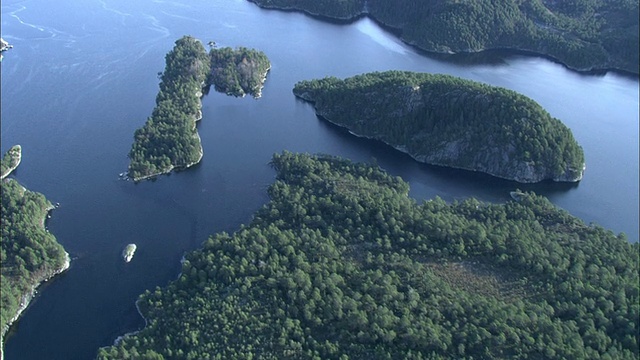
[313,112,580,202]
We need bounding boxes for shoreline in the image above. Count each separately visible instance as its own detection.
[130,91,205,182]
[297,94,583,184]
[0,201,70,360]
[248,2,638,77]
[1,145,22,180]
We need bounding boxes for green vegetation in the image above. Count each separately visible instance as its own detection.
[97,152,638,359]
[0,145,22,180]
[208,46,271,98]
[249,0,639,74]
[294,71,585,183]
[1,178,69,351]
[128,37,271,181]
[128,36,211,181]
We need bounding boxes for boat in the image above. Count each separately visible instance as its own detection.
[122,244,137,262]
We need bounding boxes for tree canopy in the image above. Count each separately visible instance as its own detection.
[128,36,211,181]
[208,46,271,98]
[1,178,68,343]
[249,0,639,74]
[98,152,638,359]
[294,71,585,183]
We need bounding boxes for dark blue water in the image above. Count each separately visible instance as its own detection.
[1,0,638,359]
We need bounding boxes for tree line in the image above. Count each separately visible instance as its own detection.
[98,151,638,359]
[249,0,639,74]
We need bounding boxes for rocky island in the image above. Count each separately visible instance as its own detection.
[1,147,70,360]
[248,0,639,74]
[0,145,21,180]
[294,71,585,183]
[127,36,271,181]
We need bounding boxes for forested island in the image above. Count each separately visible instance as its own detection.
[0,145,21,180]
[98,152,637,359]
[209,46,271,98]
[127,36,210,181]
[1,148,69,359]
[128,36,271,181]
[294,71,585,183]
[248,0,639,74]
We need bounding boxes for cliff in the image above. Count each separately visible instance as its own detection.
[294,71,585,183]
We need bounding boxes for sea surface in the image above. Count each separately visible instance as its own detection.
[1,0,638,359]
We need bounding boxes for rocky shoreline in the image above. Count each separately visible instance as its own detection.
[296,90,584,184]
[0,204,70,360]
[0,145,22,180]
[247,1,638,76]
[130,92,205,182]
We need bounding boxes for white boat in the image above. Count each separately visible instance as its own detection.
[122,244,137,262]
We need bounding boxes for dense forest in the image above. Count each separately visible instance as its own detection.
[0,145,21,180]
[208,46,271,98]
[294,71,585,183]
[1,174,69,354]
[97,152,638,359]
[248,0,639,74]
[128,36,211,181]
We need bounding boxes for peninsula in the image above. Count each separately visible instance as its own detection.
[127,36,271,181]
[98,152,638,359]
[248,0,639,74]
[0,148,70,360]
[0,145,21,180]
[293,71,585,183]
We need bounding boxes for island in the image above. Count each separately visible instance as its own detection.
[1,148,70,359]
[247,0,639,74]
[0,145,21,180]
[127,36,210,182]
[208,45,271,98]
[97,152,637,359]
[127,36,271,181]
[293,71,585,183]
[122,244,137,263]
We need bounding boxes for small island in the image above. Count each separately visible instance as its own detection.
[294,71,585,183]
[208,45,271,98]
[0,145,21,180]
[127,36,271,181]
[122,244,137,263]
[248,0,639,74]
[98,152,638,359]
[1,147,69,359]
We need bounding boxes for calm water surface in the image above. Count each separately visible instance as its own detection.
[1,0,638,358]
